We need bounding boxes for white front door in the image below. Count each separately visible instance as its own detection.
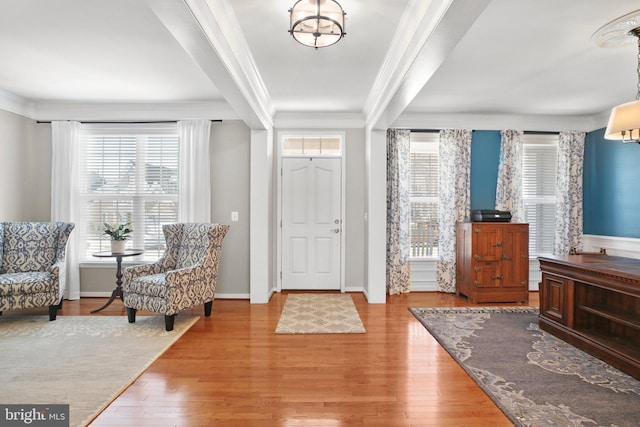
[281,157,341,290]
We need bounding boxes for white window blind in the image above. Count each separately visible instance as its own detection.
[522,133,558,256]
[410,132,439,258]
[79,124,179,261]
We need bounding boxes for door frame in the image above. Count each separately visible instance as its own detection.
[276,131,346,293]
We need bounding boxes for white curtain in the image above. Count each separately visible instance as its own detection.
[51,121,81,300]
[554,131,585,255]
[178,120,212,223]
[495,130,524,222]
[386,129,411,295]
[437,129,472,293]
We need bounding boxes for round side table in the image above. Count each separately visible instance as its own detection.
[91,249,144,313]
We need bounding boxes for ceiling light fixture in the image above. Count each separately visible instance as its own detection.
[289,0,346,49]
[593,10,640,143]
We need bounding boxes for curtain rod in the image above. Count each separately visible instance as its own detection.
[524,130,559,135]
[410,129,560,135]
[409,129,440,133]
[36,120,223,124]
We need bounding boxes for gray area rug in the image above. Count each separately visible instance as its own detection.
[276,293,365,333]
[0,315,198,427]
[410,306,640,427]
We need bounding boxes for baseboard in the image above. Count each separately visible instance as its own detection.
[214,293,250,299]
[80,291,252,299]
[345,285,364,293]
[80,292,112,298]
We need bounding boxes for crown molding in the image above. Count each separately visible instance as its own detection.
[363,0,439,129]
[363,0,491,131]
[393,111,609,133]
[274,112,365,129]
[33,101,238,122]
[0,89,36,120]
[178,0,274,130]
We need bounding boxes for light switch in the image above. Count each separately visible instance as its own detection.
[231,211,239,222]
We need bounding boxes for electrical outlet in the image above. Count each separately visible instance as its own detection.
[231,211,239,222]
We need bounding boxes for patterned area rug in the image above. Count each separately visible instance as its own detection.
[0,315,198,427]
[275,293,365,334]
[410,306,640,427]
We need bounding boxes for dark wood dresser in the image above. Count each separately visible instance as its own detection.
[538,254,640,379]
[456,222,529,303]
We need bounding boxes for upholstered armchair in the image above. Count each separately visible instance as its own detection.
[123,223,229,331]
[0,221,75,320]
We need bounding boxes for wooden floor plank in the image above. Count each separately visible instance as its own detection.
[10,291,538,426]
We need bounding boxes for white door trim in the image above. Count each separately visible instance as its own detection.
[276,131,346,293]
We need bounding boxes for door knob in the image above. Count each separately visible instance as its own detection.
[331,229,340,233]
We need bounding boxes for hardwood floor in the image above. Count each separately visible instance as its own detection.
[47,292,537,426]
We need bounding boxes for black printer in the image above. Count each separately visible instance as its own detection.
[471,209,512,222]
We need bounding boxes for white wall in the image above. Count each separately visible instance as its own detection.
[0,110,50,221]
[210,120,251,297]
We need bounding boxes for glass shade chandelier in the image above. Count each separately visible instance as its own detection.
[593,10,640,143]
[289,0,346,49]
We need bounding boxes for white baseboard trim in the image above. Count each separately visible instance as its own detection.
[214,293,250,299]
[345,285,364,293]
[80,292,112,298]
[362,286,371,302]
[583,234,640,259]
[80,291,252,299]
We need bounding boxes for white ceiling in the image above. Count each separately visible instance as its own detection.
[1,0,639,130]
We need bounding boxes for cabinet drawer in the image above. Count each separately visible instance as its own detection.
[472,262,501,288]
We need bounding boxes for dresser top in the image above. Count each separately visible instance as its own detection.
[539,254,640,281]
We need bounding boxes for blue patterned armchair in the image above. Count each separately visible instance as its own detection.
[0,221,75,321]
[123,223,229,331]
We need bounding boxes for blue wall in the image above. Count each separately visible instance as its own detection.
[468,128,640,238]
[583,128,640,238]
[470,130,501,210]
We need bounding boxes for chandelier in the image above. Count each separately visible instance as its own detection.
[593,10,640,143]
[289,0,346,49]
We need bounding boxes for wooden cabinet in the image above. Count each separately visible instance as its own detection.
[538,255,640,379]
[456,222,529,303]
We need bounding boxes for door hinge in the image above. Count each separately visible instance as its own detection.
[280,271,282,279]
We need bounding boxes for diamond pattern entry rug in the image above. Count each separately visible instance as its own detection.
[275,293,365,334]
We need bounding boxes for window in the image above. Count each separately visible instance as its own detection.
[409,132,439,258]
[79,124,179,262]
[522,133,558,256]
[281,134,342,156]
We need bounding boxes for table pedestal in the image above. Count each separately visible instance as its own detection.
[91,249,143,313]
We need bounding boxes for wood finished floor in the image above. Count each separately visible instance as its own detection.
[34,292,537,426]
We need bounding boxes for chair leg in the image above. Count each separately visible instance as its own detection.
[164,315,175,332]
[127,307,137,323]
[204,300,213,317]
[49,305,58,321]
[57,299,64,309]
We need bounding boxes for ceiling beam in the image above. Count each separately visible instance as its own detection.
[152,0,274,130]
[364,0,491,131]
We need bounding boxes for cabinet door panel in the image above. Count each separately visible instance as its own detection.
[473,262,501,288]
[541,273,567,324]
[472,225,501,261]
[501,224,529,288]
